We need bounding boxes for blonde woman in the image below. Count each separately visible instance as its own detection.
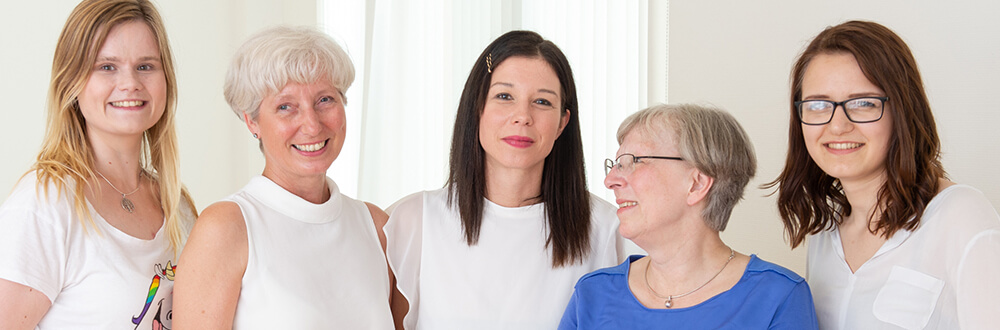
[0,0,195,329]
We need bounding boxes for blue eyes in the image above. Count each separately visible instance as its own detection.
[277,96,336,111]
[96,64,155,71]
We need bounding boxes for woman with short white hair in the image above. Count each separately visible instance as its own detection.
[173,26,394,329]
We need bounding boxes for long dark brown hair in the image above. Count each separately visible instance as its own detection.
[766,20,945,248]
[447,30,590,267]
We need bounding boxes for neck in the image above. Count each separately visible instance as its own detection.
[262,166,330,204]
[645,226,727,276]
[89,132,145,188]
[483,163,543,207]
[838,172,887,227]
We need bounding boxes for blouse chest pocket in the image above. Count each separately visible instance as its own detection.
[872,266,944,329]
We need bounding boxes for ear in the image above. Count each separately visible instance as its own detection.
[243,112,259,136]
[557,109,571,136]
[686,169,714,206]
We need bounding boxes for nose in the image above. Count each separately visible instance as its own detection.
[299,106,321,135]
[511,102,533,126]
[118,69,142,92]
[604,166,625,190]
[827,104,855,134]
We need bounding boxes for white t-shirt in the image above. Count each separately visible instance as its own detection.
[807,184,1000,329]
[228,176,393,329]
[0,174,193,329]
[385,188,623,330]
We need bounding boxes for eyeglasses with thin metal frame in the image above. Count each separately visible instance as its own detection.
[605,153,684,176]
[795,96,889,125]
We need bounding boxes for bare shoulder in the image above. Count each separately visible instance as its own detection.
[174,201,246,328]
[365,202,389,228]
[365,202,389,251]
[183,201,247,261]
[194,201,245,234]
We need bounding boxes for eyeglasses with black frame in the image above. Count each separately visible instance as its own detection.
[795,96,889,125]
[605,153,683,176]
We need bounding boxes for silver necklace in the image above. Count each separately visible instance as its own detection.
[95,170,142,213]
[644,247,734,308]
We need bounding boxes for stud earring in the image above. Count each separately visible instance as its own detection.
[252,133,259,139]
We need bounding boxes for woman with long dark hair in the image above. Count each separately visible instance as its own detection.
[384,30,622,329]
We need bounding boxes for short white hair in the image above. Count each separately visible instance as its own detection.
[224,25,355,120]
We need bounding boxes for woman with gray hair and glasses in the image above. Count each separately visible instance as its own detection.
[173,26,394,329]
[560,104,818,329]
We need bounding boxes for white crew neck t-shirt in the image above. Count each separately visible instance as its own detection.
[385,188,623,330]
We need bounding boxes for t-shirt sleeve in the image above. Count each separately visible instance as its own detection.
[946,187,1000,328]
[919,185,1000,329]
[0,198,66,303]
[557,289,580,330]
[957,230,1000,328]
[769,280,819,330]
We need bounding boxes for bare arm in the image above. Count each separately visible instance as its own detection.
[173,201,248,329]
[0,279,50,330]
[365,202,406,330]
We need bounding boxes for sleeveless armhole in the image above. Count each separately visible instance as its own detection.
[384,191,426,330]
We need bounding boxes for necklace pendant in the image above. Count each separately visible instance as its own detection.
[121,196,135,213]
[665,296,673,308]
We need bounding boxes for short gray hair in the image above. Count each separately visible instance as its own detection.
[224,26,355,120]
[617,104,757,231]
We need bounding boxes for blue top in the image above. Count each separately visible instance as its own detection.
[559,254,818,329]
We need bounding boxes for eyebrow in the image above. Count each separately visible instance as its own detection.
[95,56,162,63]
[801,92,884,100]
[490,82,559,96]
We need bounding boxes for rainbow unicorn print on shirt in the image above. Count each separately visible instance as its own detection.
[132,261,176,330]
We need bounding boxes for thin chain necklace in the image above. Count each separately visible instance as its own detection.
[644,247,734,308]
[95,169,143,213]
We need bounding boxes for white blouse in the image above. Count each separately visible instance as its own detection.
[807,184,1000,329]
[385,188,623,330]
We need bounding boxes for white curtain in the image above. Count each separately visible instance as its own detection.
[323,0,665,208]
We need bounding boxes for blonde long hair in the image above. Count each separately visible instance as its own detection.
[33,0,195,256]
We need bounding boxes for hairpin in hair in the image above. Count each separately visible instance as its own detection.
[486,53,493,73]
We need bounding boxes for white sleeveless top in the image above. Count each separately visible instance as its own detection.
[227,176,393,329]
[385,188,623,330]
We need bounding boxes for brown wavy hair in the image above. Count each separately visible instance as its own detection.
[765,20,945,248]
[32,0,196,256]
[447,30,590,267]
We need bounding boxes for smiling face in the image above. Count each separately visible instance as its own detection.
[604,129,693,246]
[246,80,346,182]
[800,52,893,186]
[77,20,167,139]
[478,56,570,177]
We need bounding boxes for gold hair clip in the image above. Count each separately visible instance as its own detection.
[486,53,493,73]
